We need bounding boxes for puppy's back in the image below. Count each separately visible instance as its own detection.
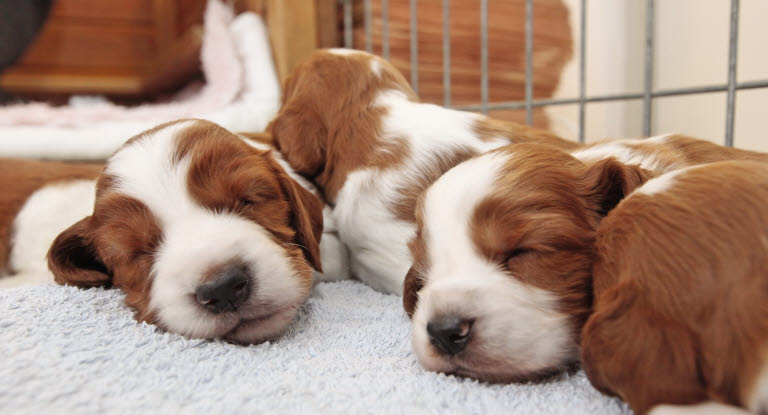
[582,161,768,414]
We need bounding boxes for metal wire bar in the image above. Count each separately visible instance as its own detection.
[578,0,587,142]
[344,0,353,48]
[410,0,419,95]
[725,0,740,147]
[480,0,489,114]
[382,0,390,59]
[442,0,451,107]
[737,79,768,90]
[392,0,767,144]
[456,79,768,112]
[524,0,533,125]
[642,0,654,136]
[364,0,373,52]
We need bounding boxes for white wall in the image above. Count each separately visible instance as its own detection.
[548,0,768,150]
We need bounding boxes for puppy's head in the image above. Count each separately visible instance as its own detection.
[48,120,323,344]
[268,49,415,186]
[404,143,651,382]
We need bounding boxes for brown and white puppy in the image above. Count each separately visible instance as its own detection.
[0,159,102,288]
[269,48,578,294]
[403,134,768,383]
[1,119,349,344]
[582,160,768,415]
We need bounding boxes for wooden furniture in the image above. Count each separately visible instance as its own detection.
[236,0,339,84]
[0,0,336,97]
[0,0,206,97]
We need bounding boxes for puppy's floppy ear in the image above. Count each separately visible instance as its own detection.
[268,97,326,179]
[273,165,324,272]
[47,216,111,287]
[269,60,334,178]
[403,265,425,317]
[584,157,654,217]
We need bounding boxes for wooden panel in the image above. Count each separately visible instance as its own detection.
[50,0,153,22]
[0,68,143,95]
[0,0,204,97]
[315,0,340,48]
[1,26,203,96]
[266,0,318,83]
[152,0,176,51]
[176,0,207,35]
[142,25,204,94]
[18,21,154,69]
[235,0,265,14]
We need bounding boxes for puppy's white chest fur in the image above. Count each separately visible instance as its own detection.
[332,91,510,294]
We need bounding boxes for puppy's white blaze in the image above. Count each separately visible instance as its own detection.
[413,152,575,376]
[9,179,96,282]
[422,153,509,272]
[105,120,199,226]
[106,121,302,340]
[332,90,510,294]
[571,140,663,171]
[634,167,691,196]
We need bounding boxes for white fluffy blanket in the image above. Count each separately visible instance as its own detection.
[0,281,631,414]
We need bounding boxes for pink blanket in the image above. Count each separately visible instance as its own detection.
[0,0,249,127]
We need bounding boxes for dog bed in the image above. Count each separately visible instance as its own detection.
[0,3,279,161]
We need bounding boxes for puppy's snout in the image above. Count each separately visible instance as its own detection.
[196,265,251,314]
[426,317,473,356]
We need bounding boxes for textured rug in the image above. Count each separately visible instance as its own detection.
[0,280,630,414]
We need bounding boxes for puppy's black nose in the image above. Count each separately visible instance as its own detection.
[195,265,251,314]
[427,317,473,356]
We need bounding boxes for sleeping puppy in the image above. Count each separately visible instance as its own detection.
[0,119,350,344]
[403,134,768,383]
[269,48,578,294]
[581,160,768,415]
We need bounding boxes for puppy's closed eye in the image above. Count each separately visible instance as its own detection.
[242,180,280,203]
[505,248,532,262]
[237,198,256,209]
[233,180,281,211]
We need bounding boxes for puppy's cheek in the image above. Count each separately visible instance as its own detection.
[281,247,315,292]
[294,266,315,293]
